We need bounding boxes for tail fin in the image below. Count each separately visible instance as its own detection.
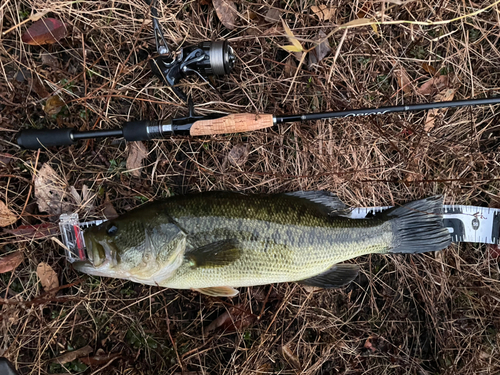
[386,196,451,254]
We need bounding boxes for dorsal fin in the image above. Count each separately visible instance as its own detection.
[284,191,350,216]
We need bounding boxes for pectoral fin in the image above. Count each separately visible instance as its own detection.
[186,240,241,268]
[298,264,359,288]
[193,286,239,297]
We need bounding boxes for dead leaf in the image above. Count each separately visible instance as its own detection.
[27,10,50,23]
[341,17,376,28]
[199,0,211,5]
[35,163,73,218]
[488,244,500,259]
[422,63,437,76]
[22,18,68,46]
[30,77,50,99]
[3,223,59,239]
[69,185,94,214]
[302,285,322,293]
[280,20,303,53]
[311,4,335,21]
[245,10,259,21]
[308,30,331,67]
[206,305,256,333]
[44,95,65,116]
[213,0,238,30]
[79,349,121,367]
[265,8,281,23]
[52,345,93,365]
[364,335,379,352]
[37,262,59,292]
[395,68,412,94]
[227,144,249,167]
[103,193,119,220]
[0,252,24,274]
[424,88,456,132]
[0,201,17,227]
[284,58,297,77]
[280,344,301,371]
[40,53,59,69]
[0,153,14,167]
[417,74,449,95]
[126,141,148,177]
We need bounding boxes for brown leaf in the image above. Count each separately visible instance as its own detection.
[284,58,297,78]
[488,244,500,259]
[103,193,119,220]
[52,345,93,365]
[3,223,60,239]
[0,201,17,227]
[37,262,59,292]
[364,335,379,352]
[35,163,73,218]
[213,0,238,30]
[30,77,50,99]
[40,53,59,69]
[22,18,68,46]
[395,68,413,94]
[311,5,335,21]
[44,95,65,116]
[126,141,148,178]
[0,153,14,167]
[227,144,249,167]
[265,8,281,23]
[79,350,121,367]
[280,344,301,371]
[308,30,331,67]
[421,63,437,76]
[199,0,211,5]
[417,75,449,95]
[245,10,259,21]
[424,88,456,132]
[206,305,256,333]
[0,252,24,274]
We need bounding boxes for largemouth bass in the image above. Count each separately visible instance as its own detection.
[74,191,451,297]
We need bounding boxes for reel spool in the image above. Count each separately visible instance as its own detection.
[150,40,235,102]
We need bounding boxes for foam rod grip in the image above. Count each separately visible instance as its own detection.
[190,113,274,136]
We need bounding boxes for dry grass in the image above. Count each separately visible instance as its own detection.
[1,0,500,373]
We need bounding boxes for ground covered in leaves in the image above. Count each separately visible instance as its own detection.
[2,0,500,374]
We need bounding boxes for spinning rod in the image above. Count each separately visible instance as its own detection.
[16,97,500,149]
[14,0,500,150]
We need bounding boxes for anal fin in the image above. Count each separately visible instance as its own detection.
[194,286,239,297]
[298,264,359,288]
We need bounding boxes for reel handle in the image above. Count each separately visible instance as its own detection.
[190,114,274,136]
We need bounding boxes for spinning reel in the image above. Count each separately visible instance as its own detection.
[149,0,236,103]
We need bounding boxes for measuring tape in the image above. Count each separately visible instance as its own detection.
[59,204,500,262]
[349,205,500,245]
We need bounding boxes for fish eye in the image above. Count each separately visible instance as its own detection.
[107,224,118,236]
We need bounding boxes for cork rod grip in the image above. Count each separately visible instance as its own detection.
[190,113,274,136]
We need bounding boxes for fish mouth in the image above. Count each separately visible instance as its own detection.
[83,232,106,267]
